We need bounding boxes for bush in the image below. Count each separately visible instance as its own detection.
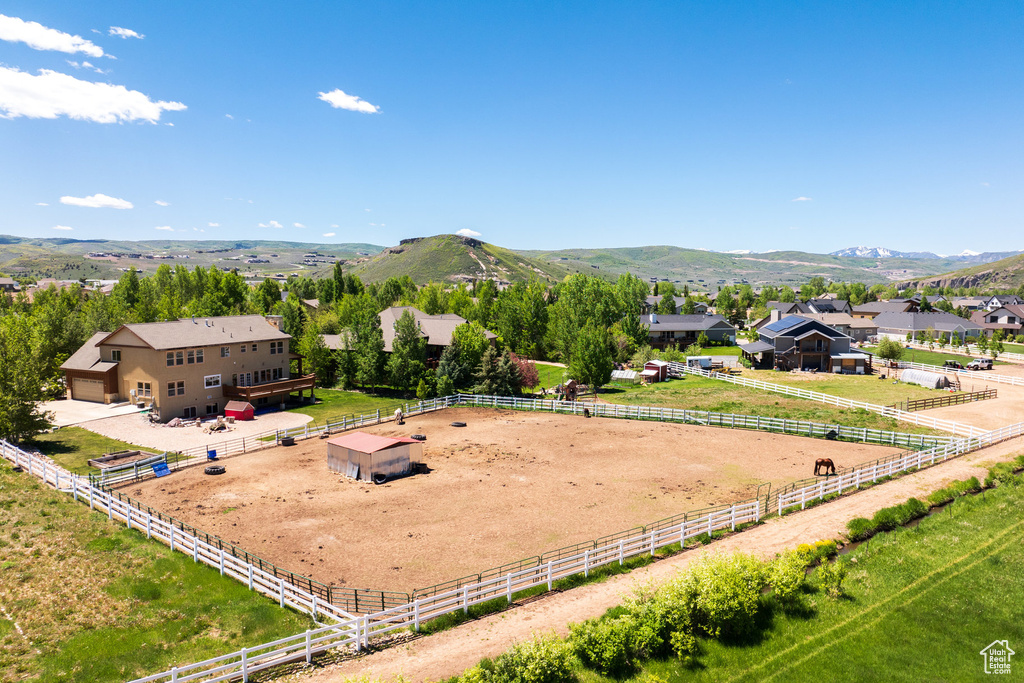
[569,614,658,676]
[796,539,838,566]
[927,487,955,506]
[769,551,806,603]
[818,559,847,600]
[871,506,903,531]
[904,497,928,520]
[846,517,875,541]
[684,553,768,639]
[985,462,1019,488]
[489,633,575,683]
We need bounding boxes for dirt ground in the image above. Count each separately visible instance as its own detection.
[288,435,1024,683]
[121,407,900,593]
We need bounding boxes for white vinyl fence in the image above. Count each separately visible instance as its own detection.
[666,362,984,438]
[901,340,1024,363]
[777,422,1024,514]
[895,360,1024,388]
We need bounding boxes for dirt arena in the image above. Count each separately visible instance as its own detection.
[123,407,902,593]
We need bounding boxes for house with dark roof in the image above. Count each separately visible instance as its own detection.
[873,311,984,342]
[641,296,708,314]
[971,305,1024,338]
[0,277,18,292]
[985,294,1024,311]
[742,315,868,373]
[641,313,735,349]
[323,307,497,362]
[60,315,314,420]
[851,300,918,318]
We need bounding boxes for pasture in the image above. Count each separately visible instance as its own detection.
[121,407,900,594]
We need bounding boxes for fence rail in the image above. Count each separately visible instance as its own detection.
[666,362,984,437]
[896,360,1024,388]
[892,388,997,412]
[900,340,1024,363]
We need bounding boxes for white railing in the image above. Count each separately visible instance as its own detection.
[777,422,1024,514]
[895,360,1024,388]
[666,362,984,438]
[0,440,356,627]
[901,340,1024,363]
[455,394,956,450]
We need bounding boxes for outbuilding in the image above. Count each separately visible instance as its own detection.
[224,401,255,421]
[900,369,949,390]
[326,432,422,483]
[642,359,670,383]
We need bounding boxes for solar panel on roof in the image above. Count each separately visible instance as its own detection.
[763,316,805,333]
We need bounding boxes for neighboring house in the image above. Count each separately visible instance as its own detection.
[0,277,18,292]
[301,299,320,313]
[950,296,989,311]
[60,315,314,421]
[642,313,735,349]
[24,279,83,303]
[766,301,812,315]
[807,298,852,314]
[970,305,1024,338]
[753,310,877,342]
[850,300,917,318]
[742,315,869,373]
[985,294,1024,311]
[908,293,946,306]
[380,306,496,359]
[872,311,984,342]
[641,296,708,314]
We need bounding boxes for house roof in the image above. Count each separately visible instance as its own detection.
[98,315,290,350]
[739,340,774,353]
[851,301,915,315]
[759,315,851,340]
[873,311,982,333]
[807,299,850,313]
[766,301,811,315]
[326,431,419,453]
[224,401,254,411]
[379,306,496,353]
[642,313,734,332]
[321,333,351,351]
[60,331,114,371]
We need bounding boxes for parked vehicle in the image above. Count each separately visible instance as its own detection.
[967,358,993,370]
[943,360,964,370]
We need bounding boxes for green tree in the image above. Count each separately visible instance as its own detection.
[657,291,677,315]
[298,325,333,386]
[697,331,710,349]
[0,313,51,441]
[875,337,904,362]
[353,308,385,389]
[386,309,427,390]
[436,342,472,389]
[451,322,490,371]
[567,325,614,389]
[254,278,282,315]
[491,279,550,358]
[778,286,796,303]
[474,347,522,396]
[332,262,345,303]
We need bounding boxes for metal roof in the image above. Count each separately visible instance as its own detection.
[739,340,774,353]
[326,432,419,454]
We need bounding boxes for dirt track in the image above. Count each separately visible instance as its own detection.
[286,435,1024,683]
[122,407,898,592]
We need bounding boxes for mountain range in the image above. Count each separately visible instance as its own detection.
[829,246,1021,262]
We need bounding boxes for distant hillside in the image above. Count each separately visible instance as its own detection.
[346,234,580,285]
[901,253,1024,291]
[830,245,1023,263]
[518,246,964,288]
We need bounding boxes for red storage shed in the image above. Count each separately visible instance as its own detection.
[224,401,255,421]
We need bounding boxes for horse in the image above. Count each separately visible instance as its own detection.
[394,408,404,426]
[814,458,837,476]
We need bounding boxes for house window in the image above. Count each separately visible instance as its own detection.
[187,350,195,364]
[110,349,121,362]
[240,344,246,353]
[175,351,184,365]
[252,343,258,352]
[176,381,185,396]
[221,346,230,358]
[137,381,152,398]
[183,406,196,419]
[232,374,237,386]
[195,349,203,364]
[272,368,282,380]
[206,403,219,415]
[166,352,174,367]
[245,372,252,386]
[270,341,284,355]
[204,374,221,389]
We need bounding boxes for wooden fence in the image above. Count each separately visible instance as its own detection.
[666,361,984,437]
[891,388,997,412]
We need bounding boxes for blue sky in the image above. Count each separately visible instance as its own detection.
[1,2,1021,254]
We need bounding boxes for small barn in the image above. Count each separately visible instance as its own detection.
[641,359,669,383]
[326,432,422,482]
[224,401,255,421]
[900,369,950,390]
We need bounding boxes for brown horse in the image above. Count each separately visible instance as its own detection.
[814,458,837,476]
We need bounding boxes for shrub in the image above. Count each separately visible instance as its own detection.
[569,614,658,676]
[871,506,903,531]
[846,517,874,541]
[904,497,928,520]
[489,633,575,683]
[684,553,768,639]
[769,550,806,603]
[818,559,847,600]
[796,539,838,566]
[927,487,955,507]
[951,477,982,496]
[985,462,1019,488]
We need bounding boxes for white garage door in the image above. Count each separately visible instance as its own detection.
[73,377,105,402]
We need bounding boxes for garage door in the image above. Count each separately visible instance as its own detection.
[73,377,105,402]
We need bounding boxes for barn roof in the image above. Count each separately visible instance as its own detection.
[326,431,419,454]
[224,401,254,411]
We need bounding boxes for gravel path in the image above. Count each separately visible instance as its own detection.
[284,435,1024,683]
[80,411,314,452]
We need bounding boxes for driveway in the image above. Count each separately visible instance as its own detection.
[41,399,147,427]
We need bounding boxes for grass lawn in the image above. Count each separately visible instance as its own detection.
[601,376,941,434]
[286,388,415,426]
[743,369,941,406]
[1003,341,1024,354]
[24,427,145,474]
[865,346,1009,367]
[535,363,567,390]
[0,462,315,682]
[588,473,1024,682]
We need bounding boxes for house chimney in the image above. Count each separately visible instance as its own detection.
[650,313,657,324]
[770,309,782,323]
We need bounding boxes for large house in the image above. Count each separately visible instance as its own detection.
[985,295,1024,311]
[323,306,497,361]
[872,311,984,342]
[741,315,869,373]
[61,315,314,421]
[850,300,918,318]
[0,277,19,293]
[641,313,735,349]
[765,299,852,316]
[971,305,1024,338]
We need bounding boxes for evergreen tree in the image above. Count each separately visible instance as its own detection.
[437,342,472,389]
[386,309,427,390]
[0,313,51,441]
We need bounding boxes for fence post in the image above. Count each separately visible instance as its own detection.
[414,599,421,631]
[463,585,470,614]
[731,505,736,531]
[193,536,199,562]
[305,629,312,662]
[240,647,248,683]
[619,540,624,565]
[801,488,806,510]
[506,574,513,603]
[248,564,254,590]
[220,548,225,576]
[584,550,590,578]
[650,530,656,556]
[279,578,285,608]
[680,520,686,547]
[547,561,553,590]
[312,593,318,619]
[171,667,178,683]
[146,516,152,539]
[89,486,94,510]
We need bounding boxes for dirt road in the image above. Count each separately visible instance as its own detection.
[284,436,1024,683]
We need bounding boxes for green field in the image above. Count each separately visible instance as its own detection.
[601,472,1024,682]
[0,462,314,682]
[535,363,567,390]
[603,376,941,434]
[287,388,415,425]
[865,345,1009,367]
[743,369,940,406]
[25,427,144,474]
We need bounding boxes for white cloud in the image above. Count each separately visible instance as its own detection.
[317,89,380,114]
[60,193,133,209]
[364,208,371,212]
[981,181,990,187]
[66,60,107,74]
[791,196,813,202]
[322,232,336,237]
[154,199,169,206]
[52,224,73,231]
[192,227,204,232]
[0,67,186,123]
[109,26,144,40]
[293,222,305,228]
[456,228,481,238]
[330,224,339,228]
[258,220,283,228]
[154,225,173,231]
[225,113,233,119]
[0,14,105,57]
[208,222,219,227]
[35,201,48,206]
[369,222,377,226]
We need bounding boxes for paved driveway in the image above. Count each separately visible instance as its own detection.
[41,399,147,427]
